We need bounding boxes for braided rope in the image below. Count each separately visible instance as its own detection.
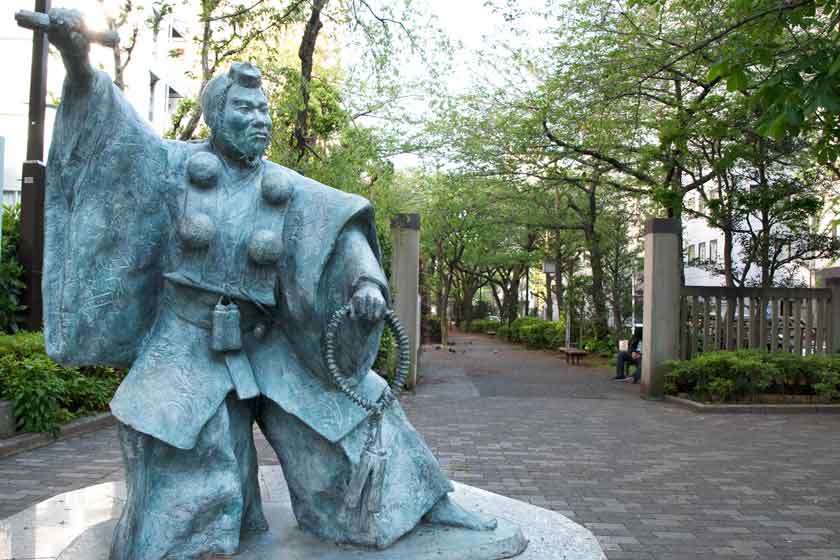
[324,303,412,415]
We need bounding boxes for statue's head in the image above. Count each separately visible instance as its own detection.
[202,62,272,165]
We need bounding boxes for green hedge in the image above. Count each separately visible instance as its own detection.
[665,350,840,403]
[425,317,442,343]
[373,326,397,385]
[492,317,566,350]
[0,204,26,333]
[581,336,618,357]
[0,332,126,435]
[464,319,500,333]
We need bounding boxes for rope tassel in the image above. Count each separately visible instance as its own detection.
[325,304,410,520]
[345,413,386,513]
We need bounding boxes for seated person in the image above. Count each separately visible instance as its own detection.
[613,328,642,380]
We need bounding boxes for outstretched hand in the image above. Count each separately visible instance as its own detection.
[47,8,89,58]
[350,284,386,323]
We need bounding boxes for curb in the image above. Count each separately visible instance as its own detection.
[665,395,840,414]
[0,413,116,459]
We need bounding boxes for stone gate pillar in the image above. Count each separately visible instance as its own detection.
[817,267,840,353]
[391,213,421,389]
[641,218,681,400]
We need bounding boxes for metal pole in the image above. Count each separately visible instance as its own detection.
[20,0,51,331]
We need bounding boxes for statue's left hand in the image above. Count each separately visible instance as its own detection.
[350,284,386,323]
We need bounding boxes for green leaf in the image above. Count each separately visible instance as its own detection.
[817,94,840,113]
[767,114,789,140]
[829,55,840,77]
[726,68,748,92]
[707,61,727,82]
[784,105,804,126]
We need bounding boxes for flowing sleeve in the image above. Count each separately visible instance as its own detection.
[279,178,390,386]
[43,70,175,367]
[321,222,390,384]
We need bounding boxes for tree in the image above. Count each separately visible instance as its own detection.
[98,0,142,91]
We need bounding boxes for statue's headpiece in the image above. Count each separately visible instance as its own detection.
[202,62,263,131]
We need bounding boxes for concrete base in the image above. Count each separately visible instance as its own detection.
[0,466,606,560]
[0,401,14,438]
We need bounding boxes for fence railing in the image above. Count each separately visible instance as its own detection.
[679,286,834,359]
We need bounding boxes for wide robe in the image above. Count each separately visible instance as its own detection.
[43,70,452,557]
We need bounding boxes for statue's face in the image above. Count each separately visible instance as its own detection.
[216,84,272,162]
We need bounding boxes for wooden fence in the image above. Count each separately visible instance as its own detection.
[679,286,835,359]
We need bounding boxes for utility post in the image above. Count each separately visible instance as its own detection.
[19,0,52,331]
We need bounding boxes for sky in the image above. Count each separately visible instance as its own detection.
[376,0,548,168]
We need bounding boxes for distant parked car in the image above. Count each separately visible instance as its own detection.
[487,315,500,322]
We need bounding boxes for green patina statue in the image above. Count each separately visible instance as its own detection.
[34,7,509,560]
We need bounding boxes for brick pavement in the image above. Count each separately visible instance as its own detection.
[1,331,839,559]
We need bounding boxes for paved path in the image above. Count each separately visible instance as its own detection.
[2,332,840,559]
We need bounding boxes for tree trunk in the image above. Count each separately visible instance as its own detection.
[723,228,734,287]
[611,296,622,339]
[293,0,329,162]
[583,211,608,340]
[460,279,480,327]
[545,272,553,321]
[177,6,214,140]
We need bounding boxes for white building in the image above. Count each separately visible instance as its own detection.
[682,189,839,288]
[1,1,199,205]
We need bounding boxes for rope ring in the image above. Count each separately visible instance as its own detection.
[324,303,412,413]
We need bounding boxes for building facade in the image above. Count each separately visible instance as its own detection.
[1,1,199,205]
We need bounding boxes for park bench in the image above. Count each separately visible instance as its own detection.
[558,346,588,365]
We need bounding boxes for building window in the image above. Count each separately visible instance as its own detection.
[687,245,696,264]
[167,86,183,114]
[697,195,706,213]
[169,22,185,40]
[699,242,706,263]
[709,239,718,263]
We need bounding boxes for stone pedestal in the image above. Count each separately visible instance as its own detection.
[0,466,605,560]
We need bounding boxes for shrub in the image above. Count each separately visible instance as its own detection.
[496,326,511,340]
[465,319,500,333]
[373,326,397,385]
[582,336,617,356]
[665,350,840,403]
[507,317,541,342]
[425,317,441,343]
[0,332,126,434]
[0,204,25,333]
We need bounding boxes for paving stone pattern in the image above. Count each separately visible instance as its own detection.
[1,332,839,559]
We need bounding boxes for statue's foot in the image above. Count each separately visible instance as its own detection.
[423,496,498,531]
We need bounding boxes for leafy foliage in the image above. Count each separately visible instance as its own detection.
[493,317,566,350]
[666,350,840,403]
[464,319,501,334]
[0,332,126,435]
[0,205,26,334]
[372,326,397,385]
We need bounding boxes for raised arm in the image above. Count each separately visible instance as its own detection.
[44,8,95,88]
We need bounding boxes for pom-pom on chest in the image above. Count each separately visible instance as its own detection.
[187,152,222,189]
[179,213,215,249]
[261,169,294,205]
[248,229,283,264]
